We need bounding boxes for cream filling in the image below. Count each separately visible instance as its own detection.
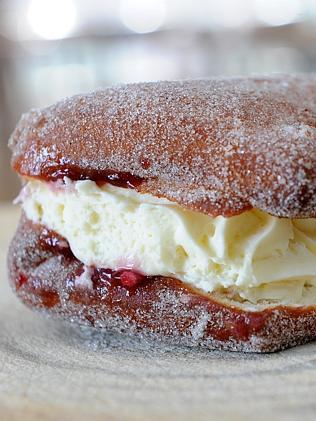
[20,178,316,305]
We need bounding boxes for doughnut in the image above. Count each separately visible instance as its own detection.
[8,75,316,352]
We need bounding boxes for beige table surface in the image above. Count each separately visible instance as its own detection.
[1,203,316,421]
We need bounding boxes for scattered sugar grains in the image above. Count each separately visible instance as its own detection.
[9,216,316,352]
[9,74,316,218]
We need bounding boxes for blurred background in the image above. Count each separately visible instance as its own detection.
[0,0,316,201]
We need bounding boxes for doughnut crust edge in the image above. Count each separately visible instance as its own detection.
[8,216,316,353]
[9,75,316,218]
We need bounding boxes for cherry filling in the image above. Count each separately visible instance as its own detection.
[91,268,149,292]
[16,273,28,289]
[38,229,150,292]
[15,230,151,312]
[16,162,145,189]
[39,228,74,258]
[39,228,150,293]
[13,222,282,345]
[45,166,144,189]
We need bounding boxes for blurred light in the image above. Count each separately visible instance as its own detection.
[207,0,253,28]
[119,0,166,34]
[0,11,19,41]
[29,64,96,107]
[112,49,178,82]
[305,0,316,17]
[27,0,77,40]
[253,0,302,26]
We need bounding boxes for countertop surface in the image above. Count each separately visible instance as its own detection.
[1,203,316,421]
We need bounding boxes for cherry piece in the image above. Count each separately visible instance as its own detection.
[119,270,145,288]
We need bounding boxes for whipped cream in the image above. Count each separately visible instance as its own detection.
[21,179,316,305]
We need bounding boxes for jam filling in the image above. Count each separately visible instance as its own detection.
[13,221,316,347]
[39,228,74,258]
[16,162,145,189]
[16,273,28,289]
[38,227,149,291]
[39,228,150,293]
[44,166,144,189]
[91,268,150,292]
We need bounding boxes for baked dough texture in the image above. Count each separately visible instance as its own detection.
[8,75,316,352]
[8,216,316,353]
[10,75,316,218]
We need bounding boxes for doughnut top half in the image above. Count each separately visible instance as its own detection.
[9,75,316,218]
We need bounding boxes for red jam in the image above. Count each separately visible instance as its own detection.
[22,164,145,189]
[37,289,60,308]
[16,272,28,289]
[48,167,144,189]
[39,228,74,258]
[13,222,284,346]
[38,229,149,292]
[91,267,149,293]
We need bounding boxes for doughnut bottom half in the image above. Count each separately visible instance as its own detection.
[8,215,316,353]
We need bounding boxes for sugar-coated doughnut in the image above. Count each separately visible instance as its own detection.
[8,75,316,352]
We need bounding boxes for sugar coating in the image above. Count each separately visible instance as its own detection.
[9,75,316,218]
[7,215,316,353]
[74,266,93,289]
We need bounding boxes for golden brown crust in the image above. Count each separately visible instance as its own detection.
[9,75,316,218]
[8,216,316,352]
